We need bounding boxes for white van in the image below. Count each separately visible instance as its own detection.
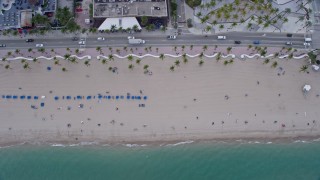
[217,36,226,40]
[305,38,312,42]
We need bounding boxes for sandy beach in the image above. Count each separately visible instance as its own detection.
[0,46,319,145]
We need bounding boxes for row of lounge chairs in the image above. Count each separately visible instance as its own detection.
[54,95,148,100]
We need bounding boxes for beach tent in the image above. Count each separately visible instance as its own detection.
[303,85,311,92]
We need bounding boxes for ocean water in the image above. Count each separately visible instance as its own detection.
[1,140,320,180]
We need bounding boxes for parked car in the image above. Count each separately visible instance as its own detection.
[26,39,34,42]
[97,37,105,41]
[285,42,292,45]
[253,40,260,44]
[217,36,226,40]
[0,44,6,47]
[234,41,241,44]
[286,33,293,37]
[78,41,85,45]
[72,37,79,41]
[167,35,176,40]
[36,44,44,47]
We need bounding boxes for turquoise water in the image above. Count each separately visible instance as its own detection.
[1,141,320,180]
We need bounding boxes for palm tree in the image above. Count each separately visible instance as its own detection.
[51,49,55,53]
[23,63,30,69]
[274,52,279,58]
[288,53,293,59]
[64,54,71,60]
[143,64,149,70]
[216,52,222,61]
[7,51,12,56]
[108,54,114,61]
[108,47,113,52]
[128,64,134,70]
[181,45,185,51]
[156,48,159,53]
[183,56,188,64]
[116,49,121,54]
[101,59,107,64]
[223,60,229,65]
[84,60,90,66]
[300,65,308,72]
[144,47,148,52]
[136,59,141,64]
[69,57,78,64]
[175,60,180,66]
[62,67,67,72]
[159,53,165,60]
[54,60,60,65]
[203,45,208,51]
[271,61,278,68]
[263,59,270,64]
[66,47,70,52]
[199,52,204,59]
[5,64,11,69]
[96,46,101,52]
[123,46,128,52]
[28,48,33,53]
[75,49,80,54]
[248,45,253,50]
[199,60,204,66]
[173,46,177,51]
[190,45,193,50]
[38,48,45,53]
[15,49,20,54]
[227,47,232,53]
[170,65,175,71]
[21,59,26,63]
[2,57,6,61]
[127,55,134,61]
[33,58,37,63]
[229,59,234,64]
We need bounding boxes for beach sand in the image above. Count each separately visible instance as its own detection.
[0,48,319,145]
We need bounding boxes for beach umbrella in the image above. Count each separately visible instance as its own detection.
[54,96,59,100]
[34,96,39,100]
[27,96,32,100]
[107,96,111,99]
[40,102,45,107]
[47,66,51,71]
[137,96,141,100]
[6,95,12,99]
[20,95,26,99]
[87,96,92,100]
[98,95,103,99]
[127,96,130,99]
[131,96,135,99]
[116,96,119,100]
[303,85,311,92]
[143,96,147,100]
[77,96,82,100]
[13,95,18,99]
[66,96,72,100]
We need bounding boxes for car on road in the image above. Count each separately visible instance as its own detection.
[286,33,293,37]
[234,41,241,44]
[78,41,85,45]
[0,44,6,47]
[26,39,34,42]
[128,36,135,39]
[285,42,292,45]
[167,35,176,40]
[217,36,226,40]
[36,44,44,47]
[97,37,105,41]
[72,37,79,41]
[253,40,260,44]
[304,42,311,46]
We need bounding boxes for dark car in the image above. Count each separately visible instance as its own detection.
[72,37,79,41]
[286,33,293,37]
[26,39,34,42]
[0,44,6,47]
[234,41,241,44]
[154,6,160,10]
[253,40,260,44]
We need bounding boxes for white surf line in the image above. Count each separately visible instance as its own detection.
[5,52,308,62]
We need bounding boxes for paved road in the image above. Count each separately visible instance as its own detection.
[0,32,308,50]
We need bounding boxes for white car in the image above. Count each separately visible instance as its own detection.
[285,42,292,45]
[128,36,135,39]
[36,44,44,47]
[304,42,311,46]
[167,35,176,40]
[78,41,85,45]
[97,37,105,41]
[217,36,226,40]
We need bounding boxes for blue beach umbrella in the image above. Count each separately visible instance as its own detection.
[107,96,111,99]
[131,96,135,99]
[66,96,71,100]
[77,96,82,100]
[116,96,119,100]
[13,95,18,99]
[98,95,103,99]
[34,96,39,100]
[27,96,32,100]
[20,95,26,99]
[47,66,51,71]
[127,96,130,99]
[87,96,92,100]
[40,102,45,107]
[6,95,12,99]
[54,96,59,100]
[144,96,148,100]
[137,96,141,100]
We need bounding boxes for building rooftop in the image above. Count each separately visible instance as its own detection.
[0,0,56,30]
[93,0,167,18]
